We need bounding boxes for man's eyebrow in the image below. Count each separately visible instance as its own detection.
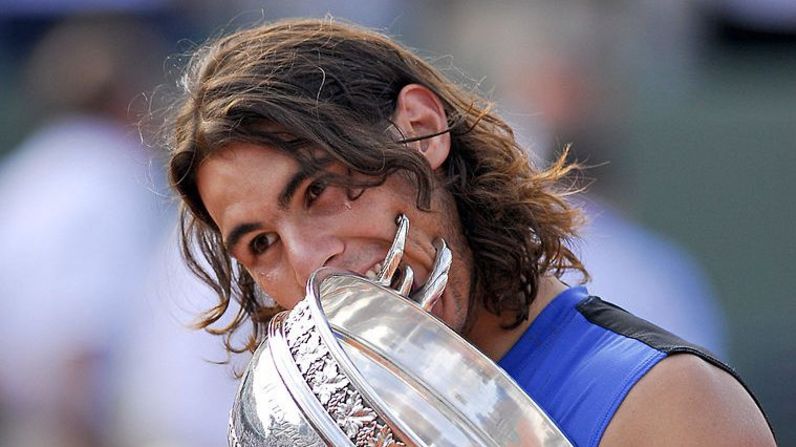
[278,169,310,209]
[224,222,264,252]
[277,157,333,209]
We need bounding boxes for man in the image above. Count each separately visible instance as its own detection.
[166,19,774,446]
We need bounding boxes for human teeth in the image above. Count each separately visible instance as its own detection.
[364,262,383,280]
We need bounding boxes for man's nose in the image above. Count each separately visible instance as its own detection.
[281,225,343,288]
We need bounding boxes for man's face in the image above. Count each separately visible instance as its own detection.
[195,142,473,332]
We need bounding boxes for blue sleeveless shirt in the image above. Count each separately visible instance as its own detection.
[498,287,762,447]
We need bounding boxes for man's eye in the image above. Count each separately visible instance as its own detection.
[306,180,328,204]
[250,233,277,255]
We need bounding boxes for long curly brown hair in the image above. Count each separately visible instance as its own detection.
[166,18,588,358]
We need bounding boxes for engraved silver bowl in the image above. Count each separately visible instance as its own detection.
[228,269,572,447]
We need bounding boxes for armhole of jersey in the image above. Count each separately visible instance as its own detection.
[576,296,775,439]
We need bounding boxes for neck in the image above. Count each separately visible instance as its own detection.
[466,276,569,361]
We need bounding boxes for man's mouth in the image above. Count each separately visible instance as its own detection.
[364,260,419,296]
[359,214,415,296]
[357,214,450,310]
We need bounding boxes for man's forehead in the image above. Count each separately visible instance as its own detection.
[201,141,336,188]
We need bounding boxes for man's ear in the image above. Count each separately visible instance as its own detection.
[392,83,451,170]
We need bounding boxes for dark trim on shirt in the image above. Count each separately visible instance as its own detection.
[576,296,775,438]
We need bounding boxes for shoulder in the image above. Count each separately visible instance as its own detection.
[601,353,775,447]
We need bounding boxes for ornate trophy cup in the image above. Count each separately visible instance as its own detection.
[228,215,572,446]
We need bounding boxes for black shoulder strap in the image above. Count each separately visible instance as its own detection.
[576,296,775,437]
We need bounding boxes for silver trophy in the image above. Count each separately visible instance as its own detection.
[228,215,572,446]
